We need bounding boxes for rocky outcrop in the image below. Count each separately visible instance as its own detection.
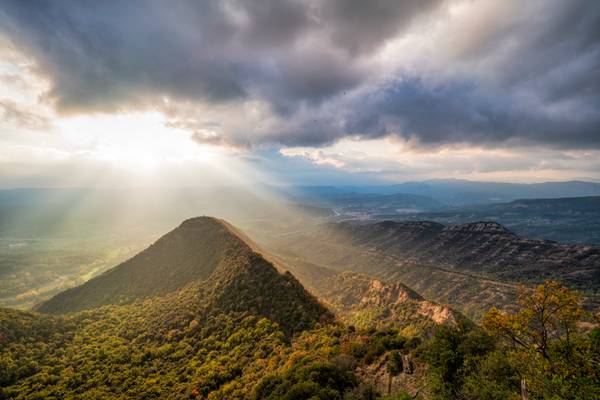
[318,272,461,329]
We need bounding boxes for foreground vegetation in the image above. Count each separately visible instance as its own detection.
[1,280,597,399]
[0,303,419,399]
[420,281,600,399]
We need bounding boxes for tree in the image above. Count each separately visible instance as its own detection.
[418,323,496,399]
[386,350,404,396]
[483,280,582,361]
[483,280,599,399]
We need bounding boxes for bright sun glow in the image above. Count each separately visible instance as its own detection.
[56,112,218,171]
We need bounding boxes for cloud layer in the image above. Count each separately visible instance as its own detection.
[1,0,599,150]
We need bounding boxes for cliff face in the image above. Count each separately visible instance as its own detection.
[317,272,461,330]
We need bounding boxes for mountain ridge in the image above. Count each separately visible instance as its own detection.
[331,220,599,289]
[265,219,600,320]
[35,217,328,331]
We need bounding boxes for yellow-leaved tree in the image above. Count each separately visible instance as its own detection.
[483,280,599,400]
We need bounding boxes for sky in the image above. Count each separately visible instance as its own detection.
[0,0,599,188]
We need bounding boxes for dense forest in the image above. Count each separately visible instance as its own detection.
[1,280,598,399]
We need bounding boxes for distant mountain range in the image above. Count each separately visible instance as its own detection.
[286,183,600,244]
[383,196,600,244]
[291,179,600,206]
[292,191,443,215]
[3,179,600,241]
[383,179,600,205]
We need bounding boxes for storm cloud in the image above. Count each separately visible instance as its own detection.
[1,0,599,149]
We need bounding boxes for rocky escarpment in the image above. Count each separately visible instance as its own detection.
[332,221,600,291]
[316,272,462,330]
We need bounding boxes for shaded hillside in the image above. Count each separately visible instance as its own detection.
[36,217,253,313]
[140,250,333,338]
[333,220,600,293]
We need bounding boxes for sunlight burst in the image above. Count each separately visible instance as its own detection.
[56,112,217,171]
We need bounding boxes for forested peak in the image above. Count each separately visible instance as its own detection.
[196,250,334,337]
[35,217,259,314]
[177,216,237,235]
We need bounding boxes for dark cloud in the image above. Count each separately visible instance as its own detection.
[342,79,600,149]
[321,0,443,55]
[254,77,600,149]
[0,0,599,149]
[0,0,441,108]
[0,1,245,110]
[445,1,600,111]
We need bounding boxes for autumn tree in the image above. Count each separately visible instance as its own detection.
[483,280,599,399]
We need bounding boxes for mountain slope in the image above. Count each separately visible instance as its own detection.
[334,220,600,291]
[35,217,332,334]
[263,249,464,332]
[144,248,333,337]
[36,217,252,313]
[263,220,600,320]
